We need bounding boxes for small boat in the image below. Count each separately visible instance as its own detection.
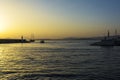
[40,40,45,43]
[29,34,35,42]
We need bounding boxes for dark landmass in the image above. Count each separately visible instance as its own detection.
[0,39,29,44]
[91,35,120,46]
[1,35,119,44]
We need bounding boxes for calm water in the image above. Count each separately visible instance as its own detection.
[0,40,120,80]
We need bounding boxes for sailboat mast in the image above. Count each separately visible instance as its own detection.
[115,29,117,36]
[31,34,34,40]
[107,30,110,38]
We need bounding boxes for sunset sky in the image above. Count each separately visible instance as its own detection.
[0,0,120,39]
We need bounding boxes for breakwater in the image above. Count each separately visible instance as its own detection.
[0,39,29,44]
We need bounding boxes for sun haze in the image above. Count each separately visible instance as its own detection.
[0,0,120,39]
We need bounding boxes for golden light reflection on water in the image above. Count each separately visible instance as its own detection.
[0,42,74,79]
[0,44,47,74]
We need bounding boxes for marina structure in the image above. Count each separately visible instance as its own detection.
[91,30,120,46]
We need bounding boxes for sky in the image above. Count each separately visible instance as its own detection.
[0,0,120,39]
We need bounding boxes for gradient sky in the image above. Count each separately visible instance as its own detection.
[0,0,120,39]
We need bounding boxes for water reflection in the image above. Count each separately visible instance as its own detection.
[0,41,120,80]
[98,47,120,79]
[0,43,47,75]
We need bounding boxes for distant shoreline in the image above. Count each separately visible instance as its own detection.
[1,35,120,42]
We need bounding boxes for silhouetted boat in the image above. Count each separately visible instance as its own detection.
[40,40,45,43]
[29,34,35,42]
[91,30,120,46]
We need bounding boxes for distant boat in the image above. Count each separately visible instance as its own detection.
[40,40,45,43]
[29,34,35,42]
[91,30,120,46]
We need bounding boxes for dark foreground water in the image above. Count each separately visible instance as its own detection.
[0,40,120,80]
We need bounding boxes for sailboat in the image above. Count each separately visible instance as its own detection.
[30,34,35,42]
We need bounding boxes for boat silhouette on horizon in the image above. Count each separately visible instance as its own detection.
[40,40,45,43]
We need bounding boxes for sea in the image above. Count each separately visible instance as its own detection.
[0,40,120,80]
